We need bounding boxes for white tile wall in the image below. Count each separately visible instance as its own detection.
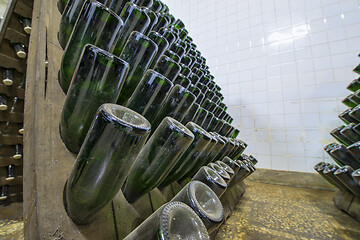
[163,0,360,172]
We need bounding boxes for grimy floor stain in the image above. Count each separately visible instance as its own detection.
[216,181,360,240]
[1,181,360,239]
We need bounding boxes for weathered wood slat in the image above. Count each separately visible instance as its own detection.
[14,0,33,19]
[0,85,25,99]
[0,112,24,122]
[0,193,23,205]
[0,157,23,167]
[0,134,23,145]
[0,176,23,186]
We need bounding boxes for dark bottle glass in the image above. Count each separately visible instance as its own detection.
[9,41,26,59]
[124,201,210,240]
[330,144,360,169]
[193,108,208,127]
[152,55,181,82]
[334,166,360,198]
[193,68,204,79]
[229,161,251,186]
[60,1,124,93]
[151,85,196,129]
[148,31,169,68]
[108,0,129,15]
[177,39,189,52]
[158,27,177,47]
[216,161,235,183]
[212,95,221,105]
[207,116,219,132]
[192,166,227,198]
[187,84,201,99]
[340,123,360,143]
[323,164,353,193]
[324,143,343,164]
[2,68,13,86]
[347,142,360,163]
[207,81,215,92]
[196,93,205,105]
[231,129,240,139]
[219,109,227,120]
[149,0,162,12]
[173,19,185,29]
[124,117,194,203]
[142,7,158,35]
[202,111,214,130]
[170,42,186,58]
[349,94,360,105]
[179,63,191,77]
[222,156,241,174]
[111,3,151,56]
[196,82,209,95]
[314,162,336,187]
[178,28,188,41]
[57,0,69,13]
[347,78,360,92]
[354,123,360,135]
[165,13,176,24]
[18,17,31,35]
[201,98,215,112]
[330,126,352,146]
[173,73,191,89]
[133,0,153,8]
[181,102,200,125]
[152,12,169,32]
[189,72,199,85]
[181,55,193,68]
[0,94,7,111]
[60,45,129,153]
[199,75,210,86]
[116,31,158,105]
[13,144,22,159]
[181,134,218,180]
[0,185,8,201]
[171,181,224,233]
[350,105,360,121]
[164,49,181,62]
[64,104,151,224]
[208,163,231,184]
[212,135,236,163]
[126,69,173,123]
[352,169,360,185]
[353,64,360,75]
[219,121,233,137]
[339,108,359,124]
[6,164,15,181]
[213,119,225,133]
[158,122,212,188]
[231,140,247,160]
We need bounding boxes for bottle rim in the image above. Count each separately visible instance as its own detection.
[203,166,227,189]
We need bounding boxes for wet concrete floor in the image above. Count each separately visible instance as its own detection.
[1,181,360,239]
[216,181,360,240]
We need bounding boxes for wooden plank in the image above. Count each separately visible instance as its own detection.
[0,135,23,145]
[0,85,25,99]
[4,14,30,46]
[0,176,23,186]
[24,0,118,239]
[0,193,23,205]
[14,0,33,19]
[0,157,23,167]
[0,112,24,122]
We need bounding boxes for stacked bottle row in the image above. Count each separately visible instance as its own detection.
[0,11,31,204]
[57,0,258,232]
[315,56,360,198]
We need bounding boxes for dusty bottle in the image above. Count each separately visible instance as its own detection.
[111,3,150,56]
[148,31,169,68]
[152,55,181,82]
[158,27,177,47]
[330,144,360,169]
[212,135,236,163]
[222,156,241,174]
[323,164,353,193]
[2,68,13,86]
[193,108,208,127]
[0,185,8,201]
[123,117,194,203]
[116,31,158,105]
[149,0,162,12]
[219,121,233,137]
[181,102,200,125]
[64,104,151,224]
[142,7,158,35]
[207,163,231,184]
[330,126,352,146]
[164,49,180,63]
[314,162,336,187]
[151,12,169,32]
[180,55,193,68]
[340,123,360,143]
[353,64,360,75]
[9,41,26,59]
[151,84,196,129]
[158,122,212,188]
[216,161,235,181]
[60,44,129,153]
[350,105,360,122]
[60,0,124,93]
[229,161,251,186]
[173,73,191,89]
[6,164,15,181]
[171,181,224,233]
[202,111,214,130]
[334,166,360,198]
[192,166,227,198]
[0,94,7,111]
[347,142,360,163]
[126,69,173,123]
[179,63,191,78]
[124,201,209,240]
[347,78,360,92]
[339,109,359,124]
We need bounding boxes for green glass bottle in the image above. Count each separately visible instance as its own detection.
[202,111,214,130]
[212,95,221,105]
[64,104,151,224]
[231,140,247,159]
[108,0,129,15]
[148,31,169,68]
[340,123,360,143]
[59,0,124,93]
[169,42,186,58]
[57,0,69,13]
[164,49,180,62]
[339,108,359,124]
[187,84,200,99]
[124,202,209,240]
[222,156,241,174]
[207,116,219,132]
[179,63,191,77]
[203,133,226,164]
[219,121,233,137]
[152,55,181,81]
[111,3,150,56]
[171,181,224,233]
[180,134,218,180]
[349,94,360,105]
[180,55,193,67]
[133,0,153,8]
[150,0,162,12]
[196,82,209,95]
[350,105,360,122]
[181,102,200,125]
[207,163,231,184]
[142,7,158,35]
[331,126,352,146]
[123,117,194,203]
[353,64,360,75]
[60,44,129,153]
[2,68,13,86]
[116,31,158,105]
[347,78,360,92]
[189,72,199,85]
[173,73,191,89]
[151,84,196,129]
[152,12,169,32]
[178,28,188,41]
[323,164,352,193]
[330,145,360,169]
[158,122,212,189]
[334,166,360,198]
[213,119,225,133]
[213,105,222,118]
[191,166,227,198]
[231,129,240,140]
[126,69,173,123]
[193,108,208,127]
[158,27,176,46]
